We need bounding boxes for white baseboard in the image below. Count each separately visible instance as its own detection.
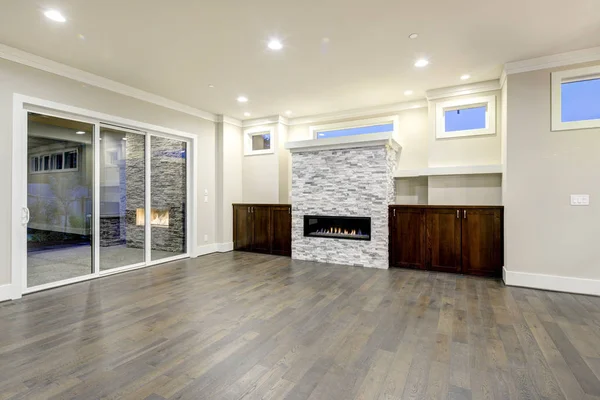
[194,242,234,257]
[503,267,600,296]
[0,284,16,303]
[217,242,234,253]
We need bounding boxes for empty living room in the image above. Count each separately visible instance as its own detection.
[2,1,600,399]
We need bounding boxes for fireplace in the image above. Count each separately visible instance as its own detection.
[303,215,371,241]
[136,208,169,228]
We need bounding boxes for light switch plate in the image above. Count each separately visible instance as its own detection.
[570,194,590,206]
[204,196,208,203]
[204,234,208,242]
[204,189,208,195]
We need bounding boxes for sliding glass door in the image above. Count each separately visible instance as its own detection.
[150,136,188,261]
[24,110,191,292]
[26,113,94,288]
[99,126,146,270]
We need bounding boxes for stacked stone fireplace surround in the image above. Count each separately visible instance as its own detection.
[291,143,397,269]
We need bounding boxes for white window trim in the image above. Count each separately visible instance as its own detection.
[29,148,79,174]
[309,115,398,139]
[435,95,496,139]
[551,65,600,131]
[244,125,275,156]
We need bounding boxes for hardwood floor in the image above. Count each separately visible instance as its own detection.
[1,252,600,399]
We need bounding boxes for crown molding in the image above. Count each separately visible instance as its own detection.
[242,115,289,128]
[499,68,507,89]
[504,46,600,75]
[216,115,242,127]
[426,80,501,101]
[287,100,427,126]
[0,43,218,122]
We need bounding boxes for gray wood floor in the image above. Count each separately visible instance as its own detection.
[1,252,600,400]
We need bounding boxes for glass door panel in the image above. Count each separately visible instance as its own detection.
[99,127,146,270]
[26,113,94,287]
[150,136,187,260]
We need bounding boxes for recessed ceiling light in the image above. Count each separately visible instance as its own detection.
[208,84,214,88]
[237,96,248,103]
[44,9,66,22]
[414,59,429,68]
[75,131,85,135]
[460,74,471,80]
[404,90,413,96]
[408,33,418,39]
[285,110,292,116]
[268,39,283,51]
[244,112,251,117]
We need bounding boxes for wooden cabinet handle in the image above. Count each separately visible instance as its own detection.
[456,210,459,219]
[393,209,396,216]
[464,210,467,219]
[248,206,250,213]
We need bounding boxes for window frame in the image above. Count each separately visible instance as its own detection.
[309,116,398,140]
[244,126,275,156]
[435,95,496,139]
[551,65,600,131]
[29,148,79,174]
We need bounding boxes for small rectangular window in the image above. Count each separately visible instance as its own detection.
[561,78,600,123]
[444,106,487,132]
[43,155,50,171]
[252,133,271,151]
[55,153,63,170]
[316,123,394,139]
[436,95,496,139]
[64,150,77,169]
[552,66,600,131]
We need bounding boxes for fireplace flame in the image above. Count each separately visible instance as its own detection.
[317,227,362,236]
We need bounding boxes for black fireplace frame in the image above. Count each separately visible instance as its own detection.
[303,215,371,241]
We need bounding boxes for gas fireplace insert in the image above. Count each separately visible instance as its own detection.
[303,215,371,241]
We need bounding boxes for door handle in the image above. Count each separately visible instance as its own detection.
[456,210,459,219]
[464,210,467,219]
[22,207,30,225]
[393,209,396,217]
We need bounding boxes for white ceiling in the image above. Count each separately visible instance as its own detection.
[1,0,599,120]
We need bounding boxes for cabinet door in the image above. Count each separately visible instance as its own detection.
[233,205,251,251]
[425,208,462,273]
[251,206,271,253]
[389,207,425,269]
[461,208,503,277]
[271,206,292,256]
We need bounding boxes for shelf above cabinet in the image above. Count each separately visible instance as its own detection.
[394,164,503,178]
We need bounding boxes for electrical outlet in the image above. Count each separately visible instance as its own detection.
[570,194,590,206]
[204,196,208,203]
[204,234,208,242]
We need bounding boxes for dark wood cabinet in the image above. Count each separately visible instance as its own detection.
[425,208,462,273]
[389,205,503,277]
[233,204,291,256]
[270,206,292,256]
[389,207,425,269]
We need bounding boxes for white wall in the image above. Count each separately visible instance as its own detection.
[0,58,216,287]
[241,123,280,203]
[428,174,502,205]
[505,63,600,283]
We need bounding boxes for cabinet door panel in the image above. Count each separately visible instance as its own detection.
[426,208,461,273]
[233,205,251,251]
[389,208,425,269]
[252,206,271,253]
[271,206,292,256]
[462,208,503,277]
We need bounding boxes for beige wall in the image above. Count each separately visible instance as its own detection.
[505,63,600,280]
[428,90,502,167]
[241,123,280,203]
[216,121,243,244]
[428,174,502,205]
[0,58,216,286]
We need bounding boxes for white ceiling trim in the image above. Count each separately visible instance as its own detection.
[504,46,600,75]
[0,43,218,122]
[242,115,289,128]
[287,100,427,126]
[426,80,501,101]
[216,115,242,127]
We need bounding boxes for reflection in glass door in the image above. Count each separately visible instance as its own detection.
[26,113,94,288]
[150,136,187,261]
[99,127,146,270]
